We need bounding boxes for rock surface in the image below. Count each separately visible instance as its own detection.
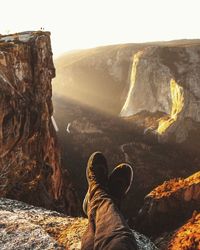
[121,45,200,144]
[0,32,78,215]
[154,211,200,250]
[167,211,200,250]
[0,198,158,250]
[0,198,87,250]
[136,171,200,236]
[0,184,198,250]
[53,43,152,115]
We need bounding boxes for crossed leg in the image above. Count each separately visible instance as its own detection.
[81,152,137,250]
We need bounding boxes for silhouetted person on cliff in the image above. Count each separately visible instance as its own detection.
[81,152,137,250]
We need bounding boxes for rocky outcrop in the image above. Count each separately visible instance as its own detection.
[0,198,87,250]
[167,211,200,250]
[0,179,198,250]
[135,171,200,236]
[154,211,200,250]
[0,32,78,215]
[0,198,158,250]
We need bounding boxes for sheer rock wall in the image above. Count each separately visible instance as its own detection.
[120,45,200,143]
[0,32,78,215]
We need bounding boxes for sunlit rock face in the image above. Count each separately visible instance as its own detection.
[135,171,200,237]
[53,44,144,114]
[167,212,200,250]
[121,45,200,143]
[154,211,200,250]
[0,32,78,215]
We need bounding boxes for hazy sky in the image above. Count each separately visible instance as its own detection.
[1,0,200,57]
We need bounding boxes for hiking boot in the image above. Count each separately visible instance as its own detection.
[108,163,133,207]
[83,152,108,216]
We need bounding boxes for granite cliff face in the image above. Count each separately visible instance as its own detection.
[53,40,200,144]
[53,44,143,114]
[121,45,200,144]
[0,32,78,215]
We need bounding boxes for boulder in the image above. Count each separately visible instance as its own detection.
[135,171,200,236]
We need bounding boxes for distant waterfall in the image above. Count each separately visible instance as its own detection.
[157,79,184,134]
[120,51,143,116]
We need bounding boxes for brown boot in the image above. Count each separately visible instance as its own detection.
[83,152,108,216]
[108,163,133,208]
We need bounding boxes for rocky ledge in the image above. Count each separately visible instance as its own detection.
[135,171,200,249]
[0,198,87,250]
[0,198,157,250]
[0,172,199,250]
[0,32,78,215]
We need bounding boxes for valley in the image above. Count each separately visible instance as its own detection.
[53,95,200,218]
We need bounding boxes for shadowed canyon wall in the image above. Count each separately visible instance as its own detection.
[0,32,78,215]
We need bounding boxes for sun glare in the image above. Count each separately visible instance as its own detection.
[1,0,200,56]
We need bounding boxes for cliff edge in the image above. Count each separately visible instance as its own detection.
[0,31,78,215]
[0,171,198,250]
